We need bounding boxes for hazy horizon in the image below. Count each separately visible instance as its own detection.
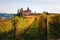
[0,0,60,14]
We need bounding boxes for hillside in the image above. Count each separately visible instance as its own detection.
[0,13,60,40]
[0,13,13,18]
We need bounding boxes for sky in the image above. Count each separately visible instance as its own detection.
[0,0,60,13]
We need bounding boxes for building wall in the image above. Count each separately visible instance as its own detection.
[23,10,31,16]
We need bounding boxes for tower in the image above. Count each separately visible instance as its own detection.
[27,7,29,11]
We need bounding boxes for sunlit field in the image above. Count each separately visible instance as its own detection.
[0,13,60,40]
[0,18,14,40]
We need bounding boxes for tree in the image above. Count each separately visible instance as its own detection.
[17,8,23,17]
[43,11,48,15]
[20,8,23,16]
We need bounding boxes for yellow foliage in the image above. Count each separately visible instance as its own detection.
[0,19,13,33]
[13,16,35,35]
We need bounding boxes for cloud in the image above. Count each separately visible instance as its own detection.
[47,4,60,13]
[52,4,60,9]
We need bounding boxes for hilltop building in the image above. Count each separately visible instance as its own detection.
[17,8,32,16]
[22,8,31,16]
[17,8,49,17]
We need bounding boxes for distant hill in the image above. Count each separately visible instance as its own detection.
[0,13,14,18]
